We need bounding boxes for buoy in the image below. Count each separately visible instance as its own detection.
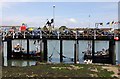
[114,37,119,41]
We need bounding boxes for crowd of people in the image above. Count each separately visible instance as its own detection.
[0,24,120,39]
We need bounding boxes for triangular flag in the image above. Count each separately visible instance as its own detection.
[46,20,51,26]
[112,21,114,24]
[106,22,110,25]
[110,21,114,26]
[99,23,103,26]
[114,22,119,24]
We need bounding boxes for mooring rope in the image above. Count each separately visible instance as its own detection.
[48,40,58,62]
[49,41,74,62]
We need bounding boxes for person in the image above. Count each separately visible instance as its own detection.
[13,43,22,52]
[20,23,27,32]
[19,23,27,38]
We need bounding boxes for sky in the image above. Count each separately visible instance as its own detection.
[0,0,120,28]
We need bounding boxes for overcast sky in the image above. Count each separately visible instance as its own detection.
[0,0,120,28]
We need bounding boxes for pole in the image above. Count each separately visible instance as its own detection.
[76,40,79,63]
[7,39,12,60]
[94,23,98,40]
[60,40,63,62]
[92,39,95,63]
[74,43,76,64]
[53,5,55,28]
[43,39,47,62]
[27,39,29,59]
[109,40,116,65]
[74,40,79,64]
[40,40,43,61]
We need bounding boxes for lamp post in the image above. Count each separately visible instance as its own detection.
[53,5,55,28]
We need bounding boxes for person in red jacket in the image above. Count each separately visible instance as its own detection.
[19,23,27,38]
[20,23,26,32]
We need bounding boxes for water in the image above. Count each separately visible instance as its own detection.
[4,57,36,67]
[2,40,120,66]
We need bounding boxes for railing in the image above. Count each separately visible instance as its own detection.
[1,31,120,40]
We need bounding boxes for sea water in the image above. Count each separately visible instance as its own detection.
[2,40,120,66]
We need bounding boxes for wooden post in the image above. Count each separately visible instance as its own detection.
[76,40,79,63]
[43,39,47,62]
[0,41,2,78]
[109,40,116,65]
[27,39,29,59]
[74,40,79,64]
[92,40,95,63]
[74,43,76,64]
[40,40,43,61]
[7,39,12,60]
[60,40,63,63]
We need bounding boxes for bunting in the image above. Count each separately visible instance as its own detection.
[99,23,103,26]
[110,21,114,26]
[95,23,103,26]
[46,20,51,26]
[106,21,119,26]
[106,22,110,25]
[45,18,54,26]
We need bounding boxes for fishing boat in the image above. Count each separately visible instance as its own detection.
[82,41,109,60]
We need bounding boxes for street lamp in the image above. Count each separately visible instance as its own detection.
[53,5,55,28]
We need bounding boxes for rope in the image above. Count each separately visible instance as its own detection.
[49,41,74,62]
[48,40,58,62]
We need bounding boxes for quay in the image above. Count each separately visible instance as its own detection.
[1,26,120,65]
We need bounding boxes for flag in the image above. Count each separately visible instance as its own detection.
[114,22,119,24]
[46,21,51,26]
[95,23,103,27]
[51,18,54,24]
[111,21,114,24]
[99,23,103,26]
[106,22,110,25]
[110,21,114,26]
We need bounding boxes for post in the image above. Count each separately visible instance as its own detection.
[74,40,79,64]
[40,40,43,61]
[109,40,116,65]
[74,43,76,64]
[76,40,79,63]
[7,39,12,60]
[43,39,47,62]
[92,39,95,63]
[60,40,63,63]
[27,39,29,58]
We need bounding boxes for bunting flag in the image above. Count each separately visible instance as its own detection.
[95,23,103,27]
[95,20,119,27]
[114,22,119,24]
[112,21,114,24]
[106,22,110,25]
[110,21,114,26]
[46,20,51,26]
[99,23,103,26]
